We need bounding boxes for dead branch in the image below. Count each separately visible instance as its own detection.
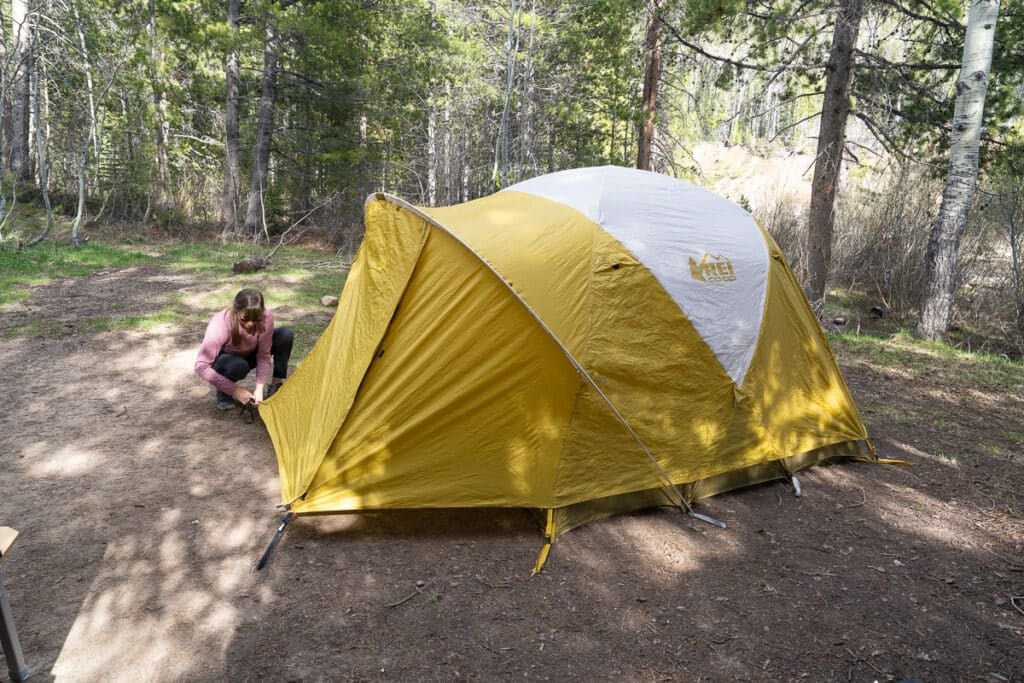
[837,488,866,509]
[232,193,338,274]
[384,578,436,608]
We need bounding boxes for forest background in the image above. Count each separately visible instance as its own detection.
[0,0,1023,354]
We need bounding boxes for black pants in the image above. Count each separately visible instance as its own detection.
[211,327,294,391]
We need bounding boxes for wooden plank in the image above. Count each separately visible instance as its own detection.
[0,527,18,559]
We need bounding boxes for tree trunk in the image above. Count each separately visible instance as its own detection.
[637,0,662,171]
[22,23,52,249]
[443,85,452,204]
[1008,178,1024,343]
[492,0,518,189]
[10,0,32,185]
[518,0,536,175]
[121,91,135,163]
[918,0,1001,340]
[0,4,7,231]
[147,0,170,213]
[220,0,241,237]
[71,0,98,248]
[805,0,864,314]
[243,17,279,239]
[427,102,437,206]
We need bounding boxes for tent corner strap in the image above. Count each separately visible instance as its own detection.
[251,511,296,573]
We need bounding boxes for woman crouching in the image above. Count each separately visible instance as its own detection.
[195,288,293,410]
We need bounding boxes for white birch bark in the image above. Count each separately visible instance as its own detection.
[427,102,437,206]
[146,0,170,213]
[10,0,31,184]
[443,85,452,205]
[918,0,1001,340]
[243,19,279,238]
[518,0,536,175]
[220,0,241,237]
[23,21,52,249]
[70,0,98,248]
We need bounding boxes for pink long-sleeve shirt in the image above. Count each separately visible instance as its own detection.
[195,308,275,395]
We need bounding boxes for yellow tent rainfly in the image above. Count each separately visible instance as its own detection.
[259,165,873,572]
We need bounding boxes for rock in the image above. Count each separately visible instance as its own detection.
[321,295,339,307]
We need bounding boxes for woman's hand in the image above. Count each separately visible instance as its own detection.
[232,386,255,405]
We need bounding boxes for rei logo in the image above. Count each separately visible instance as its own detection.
[689,253,737,283]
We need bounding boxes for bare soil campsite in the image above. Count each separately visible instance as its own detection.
[1,240,1023,682]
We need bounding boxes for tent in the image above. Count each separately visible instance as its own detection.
[260,165,874,571]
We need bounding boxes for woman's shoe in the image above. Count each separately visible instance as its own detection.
[216,392,236,410]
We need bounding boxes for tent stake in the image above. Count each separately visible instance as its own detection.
[252,512,295,572]
[674,493,726,529]
[790,474,802,498]
[689,510,727,529]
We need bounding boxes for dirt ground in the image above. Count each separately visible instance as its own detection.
[1,262,1022,683]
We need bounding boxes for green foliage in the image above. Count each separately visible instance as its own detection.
[0,242,155,305]
[5,0,1022,301]
[857,0,1023,171]
[680,0,746,34]
[550,0,646,167]
[831,329,1023,394]
[659,0,1023,172]
[0,236,347,365]
[28,0,1012,211]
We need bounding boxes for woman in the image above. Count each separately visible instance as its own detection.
[195,288,294,410]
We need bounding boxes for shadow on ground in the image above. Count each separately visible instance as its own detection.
[0,266,1020,682]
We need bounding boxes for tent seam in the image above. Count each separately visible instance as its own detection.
[547,221,602,506]
[374,192,688,507]
[549,374,587,509]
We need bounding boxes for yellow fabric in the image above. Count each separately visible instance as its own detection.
[260,199,429,504]
[422,192,600,358]
[551,224,740,502]
[531,509,556,573]
[262,188,872,549]
[748,241,868,458]
[291,225,582,512]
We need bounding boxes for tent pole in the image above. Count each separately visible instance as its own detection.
[380,195,732,532]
